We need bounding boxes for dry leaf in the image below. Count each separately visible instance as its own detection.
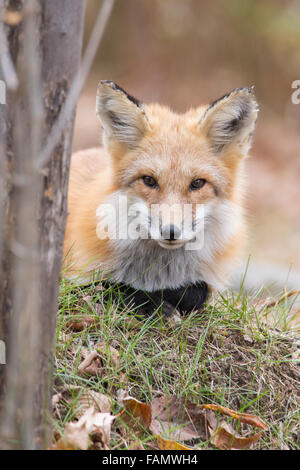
[66,315,97,331]
[52,386,111,419]
[54,406,114,450]
[52,392,63,408]
[119,396,152,434]
[127,439,145,450]
[117,389,128,403]
[150,396,215,442]
[82,295,104,315]
[75,389,111,418]
[56,419,90,450]
[53,439,79,450]
[210,421,263,450]
[200,404,268,430]
[78,344,120,378]
[156,435,193,450]
[117,393,268,450]
[95,342,120,367]
[78,350,102,376]
[201,404,268,450]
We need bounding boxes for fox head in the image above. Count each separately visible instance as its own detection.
[96,81,258,251]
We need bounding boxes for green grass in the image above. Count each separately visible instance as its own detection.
[53,277,300,450]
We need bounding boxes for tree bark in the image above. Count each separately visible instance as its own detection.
[0,0,86,448]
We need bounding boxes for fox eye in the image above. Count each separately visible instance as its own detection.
[142,175,158,188]
[190,178,206,190]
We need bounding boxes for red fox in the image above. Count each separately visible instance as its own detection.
[64,81,258,316]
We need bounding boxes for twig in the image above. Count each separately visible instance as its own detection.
[37,0,114,169]
[0,1,19,90]
[265,289,300,309]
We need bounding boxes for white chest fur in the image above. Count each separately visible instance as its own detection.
[98,197,241,292]
[105,238,207,291]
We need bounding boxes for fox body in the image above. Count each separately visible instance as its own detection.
[64,81,258,313]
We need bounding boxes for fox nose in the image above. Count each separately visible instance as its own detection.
[161,224,181,241]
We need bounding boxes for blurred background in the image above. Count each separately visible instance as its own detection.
[73,0,300,284]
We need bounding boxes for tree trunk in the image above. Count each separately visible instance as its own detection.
[0,0,86,448]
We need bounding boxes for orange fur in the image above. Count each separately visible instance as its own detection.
[64,83,258,292]
[64,148,114,276]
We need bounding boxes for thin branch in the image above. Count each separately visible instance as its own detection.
[0,1,19,90]
[0,0,43,449]
[264,289,300,310]
[37,0,114,169]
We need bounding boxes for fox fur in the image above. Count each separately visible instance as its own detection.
[64,81,258,312]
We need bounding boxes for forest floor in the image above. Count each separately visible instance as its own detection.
[52,278,300,450]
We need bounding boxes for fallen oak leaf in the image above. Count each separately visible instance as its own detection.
[66,314,97,332]
[53,406,115,450]
[118,395,152,435]
[53,439,79,450]
[78,343,121,377]
[156,435,194,450]
[55,418,90,450]
[117,394,267,450]
[75,389,111,417]
[150,395,215,442]
[78,350,102,376]
[95,342,120,368]
[118,394,214,442]
[200,404,268,430]
[210,421,263,450]
[52,386,111,420]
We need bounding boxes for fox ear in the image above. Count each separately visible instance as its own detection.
[199,87,258,156]
[96,81,149,149]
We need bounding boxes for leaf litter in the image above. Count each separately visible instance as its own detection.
[116,393,268,450]
[56,284,299,449]
[53,388,269,450]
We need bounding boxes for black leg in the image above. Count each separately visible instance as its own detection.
[103,280,208,317]
[163,281,209,312]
